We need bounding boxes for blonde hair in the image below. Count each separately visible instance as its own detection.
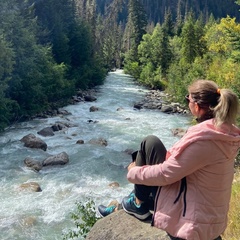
[188,79,239,126]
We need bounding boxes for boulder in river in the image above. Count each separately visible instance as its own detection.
[89,138,108,146]
[76,139,84,144]
[171,128,187,138]
[20,133,47,151]
[42,152,69,166]
[24,157,43,172]
[19,182,42,192]
[84,95,97,102]
[90,106,99,112]
[37,127,55,137]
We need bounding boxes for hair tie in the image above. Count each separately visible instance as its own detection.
[217,88,221,95]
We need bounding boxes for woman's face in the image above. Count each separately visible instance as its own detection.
[186,94,198,117]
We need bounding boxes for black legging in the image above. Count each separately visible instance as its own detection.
[133,135,166,202]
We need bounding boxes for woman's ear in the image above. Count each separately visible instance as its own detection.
[195,103,206,117]
[195,103,200,113]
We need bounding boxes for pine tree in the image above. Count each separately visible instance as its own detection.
[163,8,175,37]
[0,34,16,130]
[126,0,147,61]
[180,12,198,64]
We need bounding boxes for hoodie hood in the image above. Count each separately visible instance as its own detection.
[167,119,240,160]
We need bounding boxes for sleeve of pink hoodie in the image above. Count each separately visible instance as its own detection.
[127,140,220,186]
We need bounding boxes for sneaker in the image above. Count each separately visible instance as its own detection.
[128,190,135,198]
[98,205,116,217]
[122,195,151,220]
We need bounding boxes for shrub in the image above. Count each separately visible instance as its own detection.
[63,199,100,239]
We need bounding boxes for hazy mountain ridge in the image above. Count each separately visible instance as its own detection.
[96,0,240,23]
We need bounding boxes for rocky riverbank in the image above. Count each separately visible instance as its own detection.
[133,89,189,115]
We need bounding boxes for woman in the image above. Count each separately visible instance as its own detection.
[98,80,240,240]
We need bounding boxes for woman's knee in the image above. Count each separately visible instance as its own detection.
[142,135,166,153]
[142,135,161,148]
[140,135,167,165]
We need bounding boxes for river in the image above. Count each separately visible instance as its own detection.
[0,70,190,240]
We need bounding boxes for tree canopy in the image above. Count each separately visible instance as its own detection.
[0,0,239,131]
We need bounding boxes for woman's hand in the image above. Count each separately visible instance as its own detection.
[128,161,136,172]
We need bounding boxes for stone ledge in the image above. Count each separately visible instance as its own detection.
[86,209,170,240]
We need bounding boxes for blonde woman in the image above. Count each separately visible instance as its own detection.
[99,80,240,240]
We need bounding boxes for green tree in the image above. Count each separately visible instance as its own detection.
[157,22,173,75]
[180,13,198,64]
[35,0,106,90]
[34,0,73,65]
[128,0,147,58]
[137,23,172,88]
[138,33,152,66]
[194,16,207,58]
[0,0,73,120]
[0,34,16,130]
[124,0,147,78]
[163,8,175,37]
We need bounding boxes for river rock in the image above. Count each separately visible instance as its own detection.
[161,105,174,113]
[37,127,55,137]
[87,119,99,123]
[51,122,66,131]
[20,216,37,227]
[133,90,187,114]
[20,133,47,151]
[86,210,169,240]
[55,121,77,129]
[85,95,97,102]
[90,106,99,112]
[42,152,69,166]
[108,182,120,188]
[19,182,42,192]
[172,128,187,138]
[76,139,84,144]
[24,157,43,172]
[57,108,71,115]
[89,138,108,146]
[133,103,143,109]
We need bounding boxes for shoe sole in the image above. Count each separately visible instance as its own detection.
[98,210,105,218]
[122,203,151,220]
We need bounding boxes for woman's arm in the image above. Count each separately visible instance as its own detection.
[127,140,218,186]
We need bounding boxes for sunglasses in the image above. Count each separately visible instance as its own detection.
[185,94,195,103]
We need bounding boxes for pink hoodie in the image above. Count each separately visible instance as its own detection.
[127,119,240,240]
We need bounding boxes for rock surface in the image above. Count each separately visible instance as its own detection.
[20,133,47,151]
[89,138,108,146]
[37,127,55,137]
[19,182,42,192]
[86,210,170,240]
[42,152,69,166]
[24,157,43,172]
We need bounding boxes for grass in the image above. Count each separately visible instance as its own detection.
[222,168,240,240]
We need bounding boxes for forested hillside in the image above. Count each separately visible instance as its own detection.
[96,0,240,23]
[0,0,106,131]
[0,0,239,131]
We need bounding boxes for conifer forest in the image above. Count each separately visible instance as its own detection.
[0,0,240,131]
